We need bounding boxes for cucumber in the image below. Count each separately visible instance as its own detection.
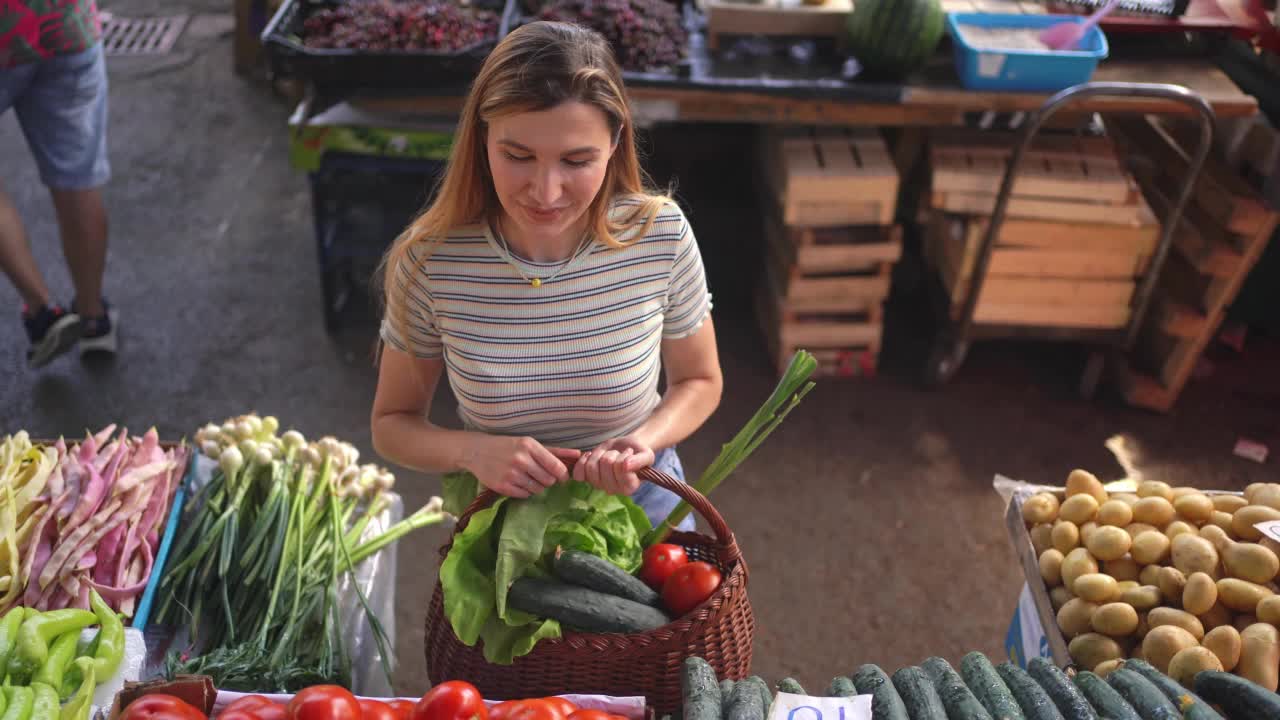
[552,548,662,607]
[1121,660,1222,720]
[726,675,766,720]
[683,657,722,720]
[826,677,856,698]
[1071,672,1140,720]
[852,664,909,720]
[1193,670,1280,720]
[1105,669,1178,720]
[507,576,671,633]
[1027,658,1097,720]
[749,677,772,715]
[996,663,1065,720]
[960,652,1025,720]
[720,680,736,702]
[892,666,948,720]
[922,656,995,720]
[776,678,806,695]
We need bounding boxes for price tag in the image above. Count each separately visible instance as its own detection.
[768,693,872,720]
[1254,520,1280,543]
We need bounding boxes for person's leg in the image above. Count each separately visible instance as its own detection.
[51,187,107,318]
[630,447,698,533]
[0,181,53,309]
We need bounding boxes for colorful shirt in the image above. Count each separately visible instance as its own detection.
[381,199,713,451]
[1,0,100,69]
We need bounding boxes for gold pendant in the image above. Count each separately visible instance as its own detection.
[530,278,542,288]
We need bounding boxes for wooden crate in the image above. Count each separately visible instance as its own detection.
[702,0,852,50]
[763,127,900,228]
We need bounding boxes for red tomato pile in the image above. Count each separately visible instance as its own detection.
[640,544,722,617]
[119,682,635,720]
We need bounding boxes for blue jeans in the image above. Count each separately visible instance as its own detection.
[631,447,697,533]
[0,44,110,189]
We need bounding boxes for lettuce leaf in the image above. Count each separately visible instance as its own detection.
[439,477,652,664]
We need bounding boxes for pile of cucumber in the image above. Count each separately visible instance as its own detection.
[507,549,672,634]
[677,653,1280,720]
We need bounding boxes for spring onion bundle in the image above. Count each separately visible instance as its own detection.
[156,414,451,692]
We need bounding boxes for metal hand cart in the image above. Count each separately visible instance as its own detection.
[923,82,1217,396]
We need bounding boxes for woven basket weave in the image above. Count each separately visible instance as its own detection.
[424,466,754,714]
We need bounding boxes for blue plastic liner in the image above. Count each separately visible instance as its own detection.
[947,13,1109,92]
[130,448,194,631]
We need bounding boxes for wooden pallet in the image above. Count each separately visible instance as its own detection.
[756,286,884,377]
[763,127,900,228]
[931,131,1135,205]
[702,0,853,50]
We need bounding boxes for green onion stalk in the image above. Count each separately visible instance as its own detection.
[643,350,817,547]
[156,414,451,692]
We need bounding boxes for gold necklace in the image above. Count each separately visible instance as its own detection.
[491,221,591,288]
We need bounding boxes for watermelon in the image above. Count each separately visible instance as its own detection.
[845,0,945,79]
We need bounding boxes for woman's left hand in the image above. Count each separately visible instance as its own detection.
[573,437,655,496]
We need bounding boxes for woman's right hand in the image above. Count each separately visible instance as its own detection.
[461,435,581,498]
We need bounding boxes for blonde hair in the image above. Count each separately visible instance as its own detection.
[380,21,670,349]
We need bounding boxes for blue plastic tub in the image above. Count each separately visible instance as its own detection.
[947,13,1109,92]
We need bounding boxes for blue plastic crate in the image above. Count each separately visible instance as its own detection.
[947,13,1109,92]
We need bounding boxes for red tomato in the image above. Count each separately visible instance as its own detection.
[540,698,577,719]
[566,710,615,720]
[413,681,488,720]
[224,697,286,720]
[662,561,722,616]
[640,544,689,590]
[219,713,261,720]
[389,700,417,720]
[121,694,207,720]
[287,686,361,720]
[488,701,522,720]
[361,699,402,720]
[507,700,561,720]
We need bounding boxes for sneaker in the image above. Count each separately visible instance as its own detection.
[23,304,83,368]
[77,301,119,357]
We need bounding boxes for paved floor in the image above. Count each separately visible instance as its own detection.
[2,1,1277,694]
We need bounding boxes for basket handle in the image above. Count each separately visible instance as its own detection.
[449,461,741,564]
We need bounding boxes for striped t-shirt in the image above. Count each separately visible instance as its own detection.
[381,199,712,451]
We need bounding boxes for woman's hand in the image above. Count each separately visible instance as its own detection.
[573,437,655,496]
[462,435,581,499]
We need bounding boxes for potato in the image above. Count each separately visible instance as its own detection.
[1142,625,1199,674]
[1262,537,1280,557]
[1149,607,1206,640]
[1087,526,1132,562]
[1112,493,1141,508]
[1165,521,1197,541]
[1210,511,1238,538]
[1058,598,1099,638]
[1172,534,1220,576]
[1066,469,1109,505]
[1253,484,1280,511]
[1199,601,1234,631]
[1171,486,1199,498]
[1134,497,1176,527]
[1135,611,1151,640]
[1076,573,1121,603]
[1235,614,1259,632]
[1039,549,1065,587]
[1239,623,1280,691]
[1069,633,1125,671]
[1203,625,1242,672]
[1050,586,1075,611]
[1131,531,1172,566]
[1217,578,1275,612]
[1080,521,1099,546]
[1030,524,1054,556]
[1052,521,1081,554]
[1105,556,1141,583]
[1093,602,1140,637]
[1126,522,1159,541]
[1183,572,1218,616]
[1060,494,1101,525]
[1246,483,1266,503]
[1158,566,1188,605]
[1223,541,1280,584]
[1173,493,1215,523]
[1023,493,1061,524]
[1062,548,1100,592]
[1121,585,1163,611]
[1139,564,1163,588]
[1138,481,1175,501]
[1200,525,1232,552]
[1257,595,1280,624]
[1214,494,1249,513]
[1094,659,1124,677]
[1168,646,1224,687]
[1233,506,1280,542]
[1098,500,1134,528]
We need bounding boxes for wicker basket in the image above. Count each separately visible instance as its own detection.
[424,466,754,714]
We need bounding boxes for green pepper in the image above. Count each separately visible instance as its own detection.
[0,608,26,682]
[58,658,94,720]
[31,631,77,691]
[1,686,34,720]
[5,610,95,686]
[61,591,123,700]
[29,684,57,720]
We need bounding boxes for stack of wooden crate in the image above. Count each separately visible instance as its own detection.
[1106,115,1279,412]
[924,129,1160,331]
[757,127,903,377]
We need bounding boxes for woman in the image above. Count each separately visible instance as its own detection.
[371,21,722,532]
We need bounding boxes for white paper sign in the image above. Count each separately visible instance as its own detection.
[768,692,873,720]
[1254,520,1280,543]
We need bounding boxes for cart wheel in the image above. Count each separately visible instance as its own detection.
[1078,352,1106,400]
[922,336,965,388]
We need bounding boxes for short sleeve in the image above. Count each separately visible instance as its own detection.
[663,214,713,339]
[379,249,444,358]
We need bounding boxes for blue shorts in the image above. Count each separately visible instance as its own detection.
[630,447,698,534]
[0,44,111,190]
